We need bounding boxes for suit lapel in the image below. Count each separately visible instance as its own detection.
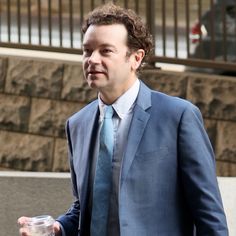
[80,105,98,173]
[120,82,152,186]
[78,103,99,220]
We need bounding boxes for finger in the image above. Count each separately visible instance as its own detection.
[17,216,30,226]
[53,221,61,233]
[19,227,30,236]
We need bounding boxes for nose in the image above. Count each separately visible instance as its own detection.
[88,51,101,64]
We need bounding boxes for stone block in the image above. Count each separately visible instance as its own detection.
[216,121,236,164]
[0,57,7,92]
[0,131,54,171]
[5,58,63,99]
[52,138,70,172]
[29,98,82,138]
[29,98,53,136]
[216,161,236,176]
[62,64,97,102]
[204,119,217,152]
[187,75,236,121]
[0,94,30,132]
[140,69,188,98]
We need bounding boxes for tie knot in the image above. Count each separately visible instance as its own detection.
[104,106,114,119]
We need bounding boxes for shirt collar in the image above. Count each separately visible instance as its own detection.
[98,79,140,119]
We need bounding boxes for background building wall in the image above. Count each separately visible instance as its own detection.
[0,55,235,176]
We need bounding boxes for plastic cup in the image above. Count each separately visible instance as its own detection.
[26,215,55,236]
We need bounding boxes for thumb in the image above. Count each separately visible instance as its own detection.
[53,221,62,236]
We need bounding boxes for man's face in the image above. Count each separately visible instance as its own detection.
[82,24,138,101]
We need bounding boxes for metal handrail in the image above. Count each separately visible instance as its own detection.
[0,0,236,72]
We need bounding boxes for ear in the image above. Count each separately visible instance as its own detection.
[131,49,145,71]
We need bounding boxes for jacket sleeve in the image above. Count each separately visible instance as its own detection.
[56,120,80,236]
[178,103,228,236]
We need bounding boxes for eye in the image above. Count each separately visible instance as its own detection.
[83,48,92,56]
[101,48,113,54]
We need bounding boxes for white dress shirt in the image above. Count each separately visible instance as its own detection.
[97,79,140,236]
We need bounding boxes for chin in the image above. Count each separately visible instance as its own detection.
[87,77,107,89]
[87,79,101,90]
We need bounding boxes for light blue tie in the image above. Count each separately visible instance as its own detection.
[91,105,114,236]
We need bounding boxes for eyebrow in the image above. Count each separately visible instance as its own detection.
[82,43,116,49]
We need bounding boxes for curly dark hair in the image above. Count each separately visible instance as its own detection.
[82,2,154,69]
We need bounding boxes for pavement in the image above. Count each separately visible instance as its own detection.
[0,172,235,235]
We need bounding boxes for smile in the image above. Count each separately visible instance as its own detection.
[87,71,105,77]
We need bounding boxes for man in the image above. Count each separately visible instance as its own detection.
[18,3,228,236]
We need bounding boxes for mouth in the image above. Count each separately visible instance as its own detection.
[87,70,105,77]
[88,71,103,74]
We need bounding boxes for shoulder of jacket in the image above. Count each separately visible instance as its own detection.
[68,99,98,124]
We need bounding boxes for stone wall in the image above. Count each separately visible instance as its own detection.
[0,55,235,176]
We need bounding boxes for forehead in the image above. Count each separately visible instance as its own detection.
[83,24,128,46]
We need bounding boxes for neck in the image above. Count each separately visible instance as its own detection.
[100,78,138,105]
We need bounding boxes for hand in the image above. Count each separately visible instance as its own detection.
[17,216,62,236]
[18,216,30,236]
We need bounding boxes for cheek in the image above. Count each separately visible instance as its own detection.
[82,62,88,79]
[102,58,129,76]
[82,59,87,69]
[82,60,88,71]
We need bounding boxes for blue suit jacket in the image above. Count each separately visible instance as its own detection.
[57,81,228,236]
